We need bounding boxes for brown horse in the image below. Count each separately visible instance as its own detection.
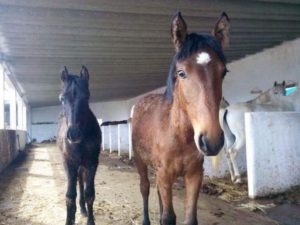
[57,66,101,225]
[131,12,230,225]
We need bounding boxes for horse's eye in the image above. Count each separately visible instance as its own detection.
[177,70,186,79]
[222,68,229,78]
[59,94,65,102]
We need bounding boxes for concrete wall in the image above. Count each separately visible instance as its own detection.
[0,130,28,173]
[245,112,300,198]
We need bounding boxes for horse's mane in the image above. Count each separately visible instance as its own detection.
[164,33,226,102]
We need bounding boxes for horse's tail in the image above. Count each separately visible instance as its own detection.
[222,109,236,150]
[212,109,236,171]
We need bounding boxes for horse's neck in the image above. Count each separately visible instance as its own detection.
[170,95,193,134]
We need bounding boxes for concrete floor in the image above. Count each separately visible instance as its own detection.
[0,144,283,225]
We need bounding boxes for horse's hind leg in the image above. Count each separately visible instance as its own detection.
[230,135,245,184]
[135,154,150,225]
[225,150,236,182]
[65,162,78,225]
[85,164,97,225]
[229,150,242,184]
[78,167,87,217]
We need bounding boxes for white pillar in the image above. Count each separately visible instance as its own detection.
[0,65,4,129]
[9,88,17,130]
[128,122,132,159]
[17,95,23,130]
[117,124,121,156]
[109,125,112,153]
[101,126,105,150]
[22,102,27,131]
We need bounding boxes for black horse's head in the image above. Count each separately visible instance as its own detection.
[59,66,90,144]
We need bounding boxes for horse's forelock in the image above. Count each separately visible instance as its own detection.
[164,33,226,102]
[62,74,89,98]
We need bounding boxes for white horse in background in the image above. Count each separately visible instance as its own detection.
[220,81,297,184]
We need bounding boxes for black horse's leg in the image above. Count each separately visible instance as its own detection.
[65,162,78,225]
[85,164,97,225]
[79,166,87,217]
[135,154,151,225]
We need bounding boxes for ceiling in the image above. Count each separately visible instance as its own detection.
[0,0,300,107]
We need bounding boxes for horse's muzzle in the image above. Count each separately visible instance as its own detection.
[66,127,82,144]
[197,132,224,156]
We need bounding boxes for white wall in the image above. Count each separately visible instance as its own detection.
[245,112,300,198]
[31,105,61,142]
[224,38,300,103]
[30,100,132,142]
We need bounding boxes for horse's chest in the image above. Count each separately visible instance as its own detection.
[152,144,202,176]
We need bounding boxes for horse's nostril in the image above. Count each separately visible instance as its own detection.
[66,129,72,140]
[220,131,225,148]
[199,134,208,152]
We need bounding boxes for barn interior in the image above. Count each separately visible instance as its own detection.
[0,1,300,225]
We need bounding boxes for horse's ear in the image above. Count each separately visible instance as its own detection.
[80,65,89,81]
[61,66,68,82]
[274,81,277,86]
[171,11,188,52]
[212,12,230,49]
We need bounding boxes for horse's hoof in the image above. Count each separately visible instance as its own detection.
[143,219,151,225]
[87,219,95,225]
[234,177,243,185]
[65,221,74,225]
[80,208,88,217]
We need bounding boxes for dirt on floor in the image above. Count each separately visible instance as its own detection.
[0,144,299,225]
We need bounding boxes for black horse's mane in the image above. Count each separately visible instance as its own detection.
[164,33,226,102]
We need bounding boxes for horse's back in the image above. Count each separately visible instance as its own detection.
[132,94,169,128]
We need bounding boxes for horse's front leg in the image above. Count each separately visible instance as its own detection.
[183,168,203,225]
[65,163,78,225]
[135,153,150,225]
[78,166,87,217]
[85,164,98,225]
[157,171,176,225]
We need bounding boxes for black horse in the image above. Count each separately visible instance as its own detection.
[57,66,101,225]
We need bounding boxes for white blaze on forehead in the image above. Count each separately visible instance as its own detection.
[196,52,211,65]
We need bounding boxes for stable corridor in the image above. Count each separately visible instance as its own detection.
[0,144,278,225]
